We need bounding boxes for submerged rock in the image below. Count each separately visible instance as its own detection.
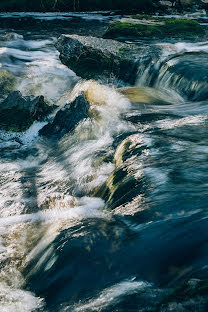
[0,91,52,132]
[25,212,208,310]
[39,93,90,138]
[93,134,149,210]
[56,34,143,84]
[120,86,173,105]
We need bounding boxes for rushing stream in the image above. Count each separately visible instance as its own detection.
[0,12,208,312]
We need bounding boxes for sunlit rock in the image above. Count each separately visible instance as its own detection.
[94,135,148,210]
[120,86,173,105]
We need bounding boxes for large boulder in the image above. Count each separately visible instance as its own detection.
[39,93,90,138]
[0,91,52,132]
[56,34,144,84]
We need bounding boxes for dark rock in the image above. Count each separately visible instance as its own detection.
[56,34,144,84]
[0,91,52,132]
[39,93,90,138]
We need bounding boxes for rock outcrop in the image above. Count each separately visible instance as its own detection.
[39,93,90,138]
[0,91,52,132]
[104,16,205,40]
[56,34,145,84]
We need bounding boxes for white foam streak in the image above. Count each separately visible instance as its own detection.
[0,12,114,21]
[0,37,77,102]
[157,41,208,56]
[72,279,151,312]
[0,197,106,230]
[157,115,207,130]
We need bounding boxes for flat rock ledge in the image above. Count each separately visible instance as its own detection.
[56,34,145,84]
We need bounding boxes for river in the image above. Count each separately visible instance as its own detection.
[0,12,208,312]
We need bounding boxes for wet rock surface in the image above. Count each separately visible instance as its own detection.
[93,134,150,210]
[0,91,52,132]
[56,34,145,83]
[39,93,90,138]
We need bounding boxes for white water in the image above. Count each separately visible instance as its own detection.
[0,11,115,21]
[0,35,78,102]
[0,34,137,311]
[72,279,151,312]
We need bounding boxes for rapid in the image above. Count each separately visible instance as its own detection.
[0,12,208,312]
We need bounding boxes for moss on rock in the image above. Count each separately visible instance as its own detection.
[104,17,205,39]
[0,70,16,96]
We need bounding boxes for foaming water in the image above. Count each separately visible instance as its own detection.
[0,283,44,312]
[0,73,134,311]
[0,11,114,21]
[160,40,208,54]
[136,40,208,101]
[0,33,78,102]
[0,197,106,230]
[72,279,151,312]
